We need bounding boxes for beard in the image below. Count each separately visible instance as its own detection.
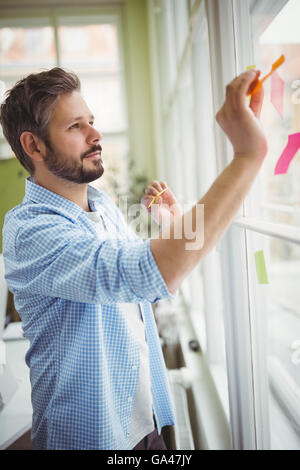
[43,140,104,184]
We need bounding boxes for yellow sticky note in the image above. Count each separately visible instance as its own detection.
[247,66,257,101]
[254,250,269,284]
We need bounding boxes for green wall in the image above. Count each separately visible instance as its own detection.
[123,0,157,180]
[0,158,28,252]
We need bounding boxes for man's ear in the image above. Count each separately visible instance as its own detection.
[20,131,45,162]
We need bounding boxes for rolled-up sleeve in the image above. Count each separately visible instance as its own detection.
[9,216,175,304]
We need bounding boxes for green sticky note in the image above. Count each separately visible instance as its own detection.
[246,65,256,70]
[254,250,269,284]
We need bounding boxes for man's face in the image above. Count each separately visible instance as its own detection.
[42,91,104,184]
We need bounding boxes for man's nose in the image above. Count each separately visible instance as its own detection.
[87,127,102,145]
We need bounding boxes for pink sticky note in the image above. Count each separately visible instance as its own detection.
[274,133,300,175]
[271,71,285,118]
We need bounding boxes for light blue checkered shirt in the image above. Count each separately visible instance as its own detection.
[2,177,176,450]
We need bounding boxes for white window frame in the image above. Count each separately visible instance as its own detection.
[206,0,265,449]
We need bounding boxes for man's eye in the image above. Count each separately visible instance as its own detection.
[70,123,79,129]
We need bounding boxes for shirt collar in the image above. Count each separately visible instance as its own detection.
[25,176,106,219]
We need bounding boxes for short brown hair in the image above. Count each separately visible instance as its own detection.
[0,67,80,175]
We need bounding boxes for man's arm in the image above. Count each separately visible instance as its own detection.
[147,70,267,295]
[5,214,173,305]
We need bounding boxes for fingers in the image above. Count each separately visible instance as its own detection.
[143,180,168,210]
[145,180,168,197]
[246,70,261,96]
[249,84,264,118]
[226,70,261,113]
[141,194,162,212]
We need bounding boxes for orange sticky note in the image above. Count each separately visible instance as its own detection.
[250,54,285,95]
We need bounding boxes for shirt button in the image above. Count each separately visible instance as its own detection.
[132,365,137,371]
[128,396,133,402]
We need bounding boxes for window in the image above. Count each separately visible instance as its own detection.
[0,8,129,201]
[189,2,228,416]
[249,0,300,449]
[149,0,300,450]
[217,0,300,450]
[266,236,300,448]
[251,0,300,227]
[0,24,56,73]
[148,0,230,446]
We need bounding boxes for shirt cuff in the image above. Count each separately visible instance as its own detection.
[144,238,178,303]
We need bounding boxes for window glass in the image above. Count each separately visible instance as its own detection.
[58,23,119,72]
[0,26,56,77]
[0,25,56,160]
[177,57,197,202]
[80,75,126,133]
[153,0,176,113]
[172,0,189,64]
[153,0,230,410]
[254,235,300,449]
[58,22,126,133]
[251,0,300,227]
[165,104,183,199]
[250,1,300,449]
[191,2,227,370]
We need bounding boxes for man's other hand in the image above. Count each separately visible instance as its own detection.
[141,181,182,227]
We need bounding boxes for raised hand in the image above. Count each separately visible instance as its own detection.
[216,69,268,161]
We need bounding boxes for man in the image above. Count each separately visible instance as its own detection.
[0,67,266,450]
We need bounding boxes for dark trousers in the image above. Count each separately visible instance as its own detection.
[132,428,167,450]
